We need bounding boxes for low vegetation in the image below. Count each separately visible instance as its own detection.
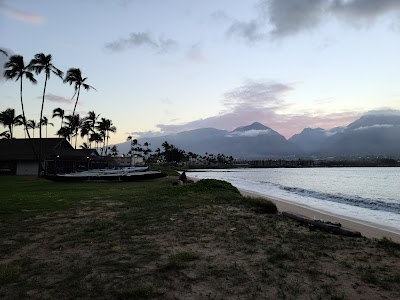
[0,175,399,299]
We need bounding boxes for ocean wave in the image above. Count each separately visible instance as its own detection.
[264,182,400,214]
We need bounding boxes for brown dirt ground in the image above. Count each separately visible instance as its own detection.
[1,180,400,300]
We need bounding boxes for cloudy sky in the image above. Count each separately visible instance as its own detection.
[1,0,400,145]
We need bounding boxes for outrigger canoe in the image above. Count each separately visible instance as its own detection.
[44,167,166,182]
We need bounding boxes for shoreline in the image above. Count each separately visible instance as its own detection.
[239,188,400,242]
[188,176,400,242]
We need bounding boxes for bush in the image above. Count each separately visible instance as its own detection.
[243,197,278,214]
[190,179,240,194]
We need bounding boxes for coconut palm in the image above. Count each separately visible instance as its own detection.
[80,142,90,149]
[40,116,54,138]
[89,132,103,152]
[0,131,11,139]
[26,119,38,138]
[3,55,37,144]
[80,121,92,146]
[64,114,83,149]
[29,53,63,162]
[56,126,71,141]
[0,108,23,139]
[63,68,96,116]
[83,110,100,147]
[52,107,65,136]
[96,118,116,156]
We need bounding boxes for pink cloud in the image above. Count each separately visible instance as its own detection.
[147,81,362,139]
[0,3,44,24]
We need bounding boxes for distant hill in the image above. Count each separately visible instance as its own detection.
[290,111,400,156]
[114,111,400,159]
[115,122,302,159]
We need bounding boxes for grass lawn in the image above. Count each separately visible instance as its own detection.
[0,175,399,299]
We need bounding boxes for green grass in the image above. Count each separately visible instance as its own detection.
[0,175,399,300]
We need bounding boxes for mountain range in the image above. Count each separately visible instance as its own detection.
[114,111,400,159]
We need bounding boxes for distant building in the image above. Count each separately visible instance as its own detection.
[0,138,105,175]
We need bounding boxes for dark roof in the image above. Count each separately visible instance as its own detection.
[74,149,100,157]
[0,138,94,161]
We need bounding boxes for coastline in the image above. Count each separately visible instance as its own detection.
[188,176,400,243]
[240,189,400,242]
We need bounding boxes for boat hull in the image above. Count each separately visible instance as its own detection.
[44,171,166,182]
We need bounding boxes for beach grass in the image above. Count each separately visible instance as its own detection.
[0,175,400,299]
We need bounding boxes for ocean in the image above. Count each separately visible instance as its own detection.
[188,167,400,235]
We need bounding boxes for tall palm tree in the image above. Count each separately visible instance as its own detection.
[0,108,23,139]
[84,110,100,147]
[52,107,65,136]
[29,53,63,164]
[63,68,96,116]
[96,118,116,156]
[40,116,54,138]
[89,132,103,152]
[64,114,83,149]
[26,119,38,138]
[3,55,37,146]
[56,126,71,141]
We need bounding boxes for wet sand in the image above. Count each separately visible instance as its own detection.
[240,188,400,243]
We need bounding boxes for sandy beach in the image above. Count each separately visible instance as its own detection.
[239,188,400,243]
[188,175,400,242]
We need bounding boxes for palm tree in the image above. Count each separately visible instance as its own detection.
[64,114,83,149]
[0,131,11,139]
[89,132,103,152]
[64,68,96,116]
[40,116,54,138]
[80,121,92,146]
[29,53,63,164]
[26,119,38,138]
[3,55,37,145]
[80,142,90,149]
[83,111,100,147]
[52,107,65,136]
[96,118,116,156]
[0,108,23,139]
[56,126,71,141]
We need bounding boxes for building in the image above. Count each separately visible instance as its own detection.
[0,138,105,175]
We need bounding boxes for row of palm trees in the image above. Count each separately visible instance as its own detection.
[0,106,116,154]
[53,109,116,156]
[1,49,116,171]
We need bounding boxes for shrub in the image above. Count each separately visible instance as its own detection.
[243,197,278,214]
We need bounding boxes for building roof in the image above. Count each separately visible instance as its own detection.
[0,138,98,161]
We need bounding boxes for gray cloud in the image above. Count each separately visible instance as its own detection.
[226,20,266,43]
[223,80,291,109]
[43,94,71,104]
[105,32,178,54]
[330,0,400,20]
[225,0,400,41]
[267,0,326,37]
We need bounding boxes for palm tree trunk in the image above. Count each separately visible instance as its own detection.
[20,77,39,171]
[105,132,109,156]
[39,74,48,175]
[8,124,12,139]
[72,86,80,117]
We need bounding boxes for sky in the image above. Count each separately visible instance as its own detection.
[1,0,400,146]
